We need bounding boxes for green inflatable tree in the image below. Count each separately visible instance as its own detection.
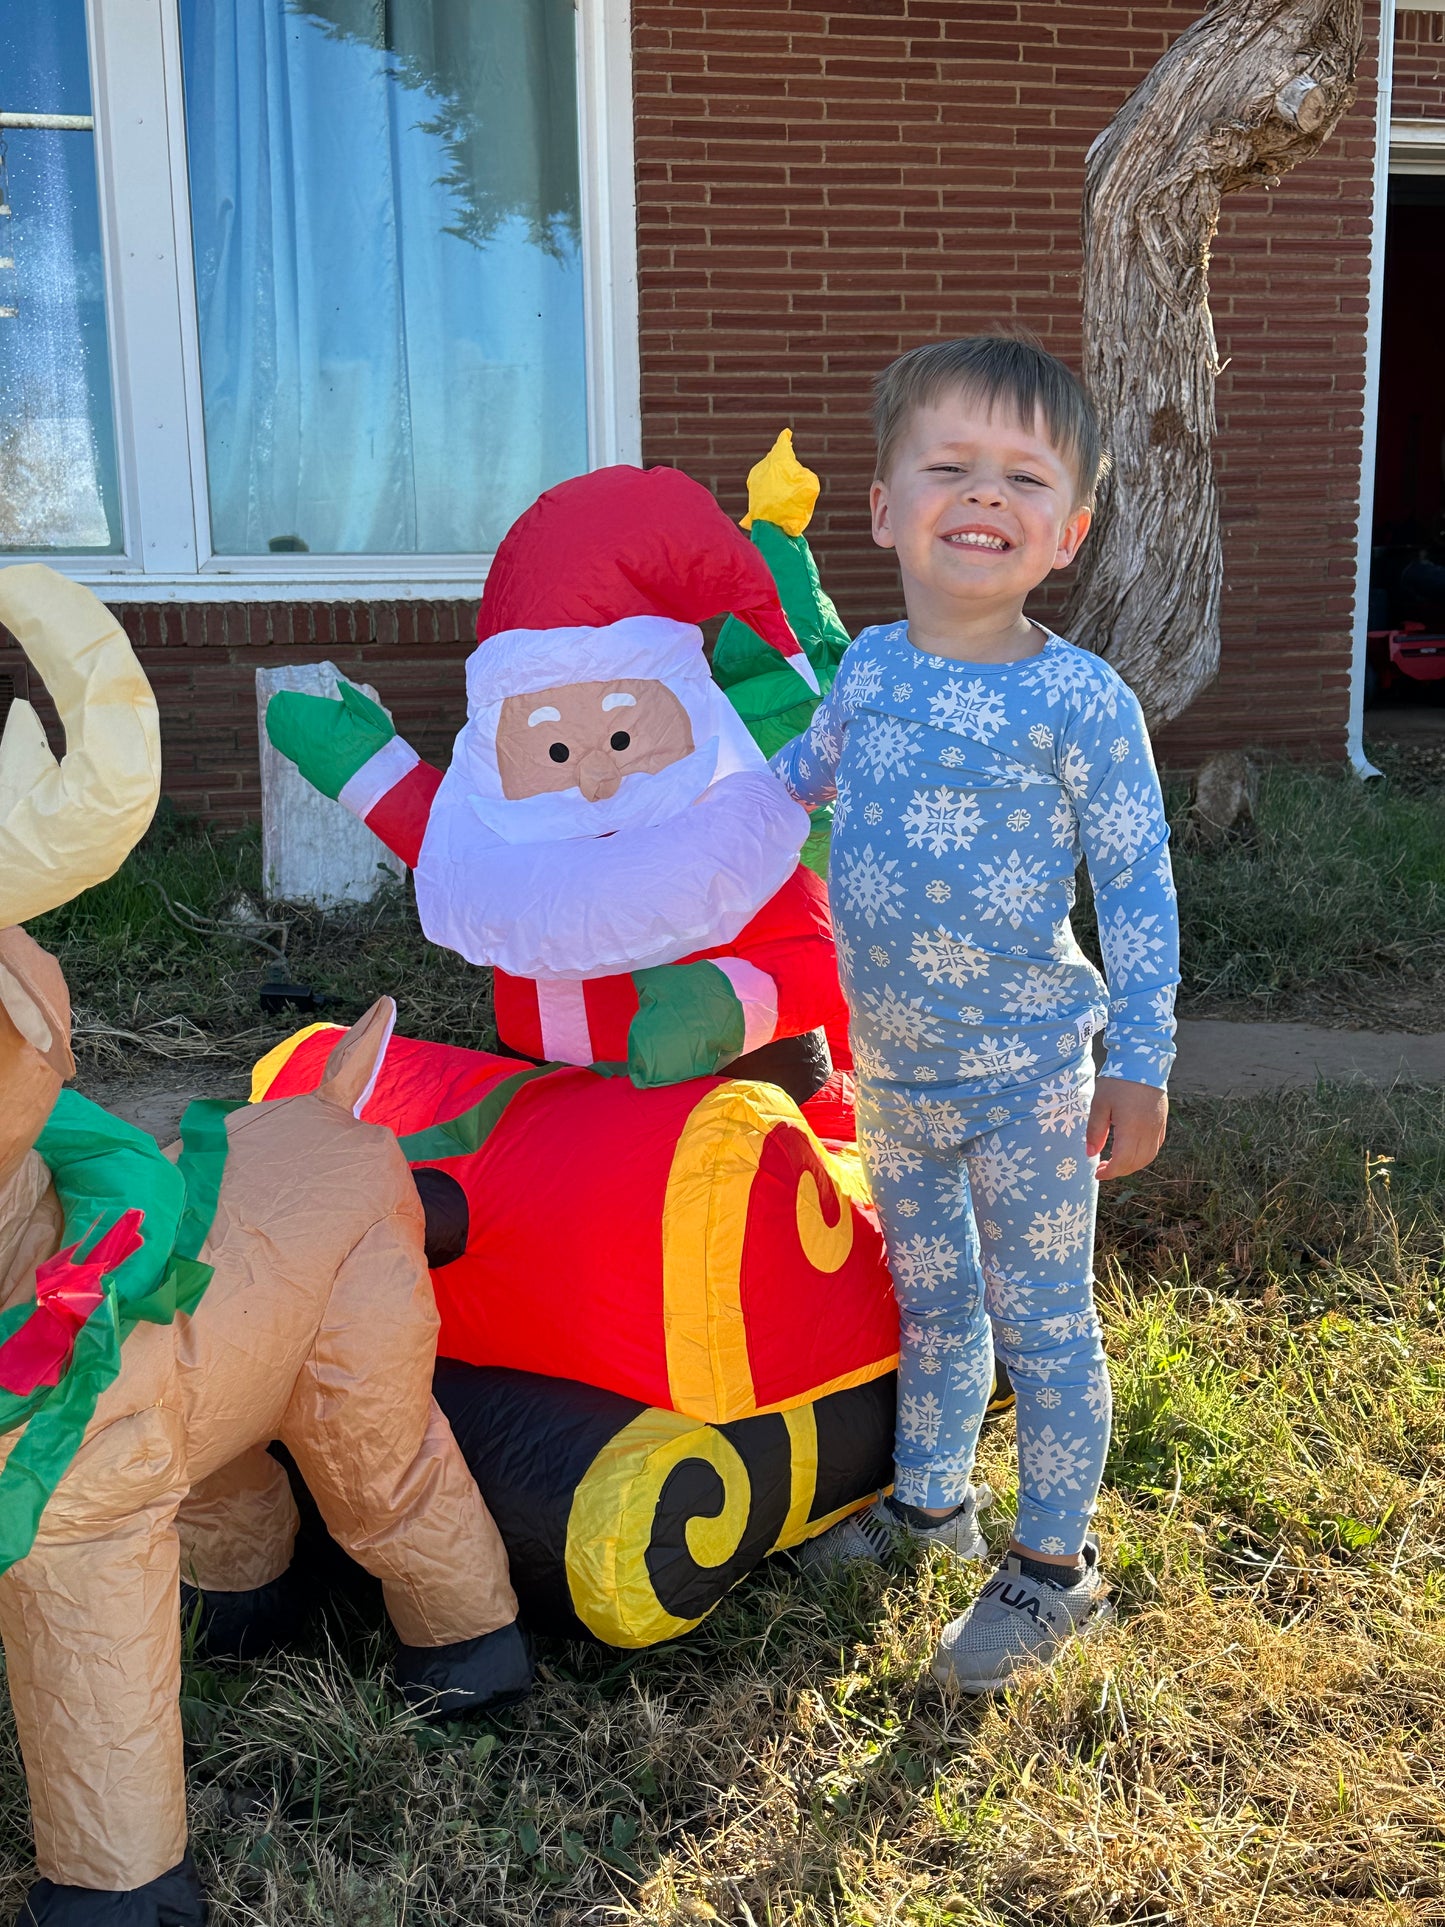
[713,430,850,875]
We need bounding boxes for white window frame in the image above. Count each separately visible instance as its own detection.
[16,0,638,600]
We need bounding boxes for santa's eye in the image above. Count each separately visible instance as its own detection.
[548,742,570,764]
[610,730,631,752]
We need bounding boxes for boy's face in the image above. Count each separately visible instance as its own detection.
[870,394,1092,623]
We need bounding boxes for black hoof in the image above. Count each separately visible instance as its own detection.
[394,1619,534,1721]
[180,1571,295,1662]
[13,1852,208,1925]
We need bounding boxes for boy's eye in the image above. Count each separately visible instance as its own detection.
[1011,473,1047,487]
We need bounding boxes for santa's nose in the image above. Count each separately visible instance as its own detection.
[577,750,622,801]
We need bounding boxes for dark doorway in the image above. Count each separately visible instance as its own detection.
[1367,175,1445,715]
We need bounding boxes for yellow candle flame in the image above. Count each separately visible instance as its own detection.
[740,428,819,539]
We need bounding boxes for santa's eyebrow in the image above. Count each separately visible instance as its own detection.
[527,705,562,727]
[601,691,637,712]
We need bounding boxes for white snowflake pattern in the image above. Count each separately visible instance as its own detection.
[1049,795,1076,849]
[968,1133,1038,1205]
[899,1390,944,1448]
[938,744,966,769]
[982,1262,1032,1315]
[850,1036,897,1081]
[895,1197,920,1217]
[1110,736,1130,761]
[981,1219,1003,1241]
[856,714,921,781]
[1007,808,1031,832]
[843,655,883,707]
[900,1320,964,1377]
[1001,964,1074,1021]
[971,850,1050,930]
[1035,1387,1063,1410]
[860,1133,923,1182]
[1083,1368,1111,1422]
[1085,779,1164,865]
[996,1322,1023,1347]
[957,1032,1040,1092]
[960,1005,984,1023]
[893,1464,931,1505]
[1038,1535,1067,1554]
[936,1452,982,1506]
[838,842,908,928]
[1056,1156,1078,1179]
[863,801,883,825]
[905,1094,966,1148]
[810,713,842,766]
[1029,722,1054,750]
[893,1233,961,1296]
[987,1106,1010,1125]
[909,927,989,987]
[930,676,1008,740]
[1151,986,1177,1023]
[1019,1424,1087,1495]
[1155,847,1177,899]
[892,681,913,700]
[1025,1201,1091,1264]
[925,879,952,904]
[862,982,944,1051]
[833,785,852,832]
[1039,1308,1096,1344]
[1059,741,1093,800]
[1021,647,1121,725]
[916,1064,939,1083]
[901,785,983,855]
[1099,906,1167,986]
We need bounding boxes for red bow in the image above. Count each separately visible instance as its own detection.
[0,1210,145,1398]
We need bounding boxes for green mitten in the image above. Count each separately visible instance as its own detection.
[266,679,395,801]
[627,962,747,1089]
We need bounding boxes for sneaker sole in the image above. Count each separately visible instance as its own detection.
[931,1597,1115,1697]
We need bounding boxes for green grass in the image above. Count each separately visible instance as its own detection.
[2,1089,1443,1925]
[1166,755,1445,1027]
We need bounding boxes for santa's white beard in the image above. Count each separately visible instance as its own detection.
[414,767,809,980]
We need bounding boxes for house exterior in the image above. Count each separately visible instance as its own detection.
[1,1,1441,824]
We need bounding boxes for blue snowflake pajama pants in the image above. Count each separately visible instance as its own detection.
[859,1051,1111,1558]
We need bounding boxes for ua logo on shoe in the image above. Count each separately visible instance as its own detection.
[980,1577,1042,1622]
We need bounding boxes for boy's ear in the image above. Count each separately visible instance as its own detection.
[1053,504,1093,570]
[870,479,895,550]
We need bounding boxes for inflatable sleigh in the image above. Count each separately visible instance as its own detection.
[252,1025,898,1646]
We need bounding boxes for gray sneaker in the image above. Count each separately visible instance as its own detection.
[793,1483,994,1572]
[931,1537,1112,1695]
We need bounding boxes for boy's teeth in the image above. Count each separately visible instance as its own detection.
[947,531,1008,550]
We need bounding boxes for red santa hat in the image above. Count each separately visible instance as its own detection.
[473,465,819,694]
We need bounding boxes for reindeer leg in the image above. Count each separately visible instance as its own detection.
[176,1444,300,1661]
[0,1409,204,1918]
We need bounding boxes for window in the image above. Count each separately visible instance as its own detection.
[0,0,638,595]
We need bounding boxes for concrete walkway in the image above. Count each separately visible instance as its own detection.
[1173,1019,1445,1097]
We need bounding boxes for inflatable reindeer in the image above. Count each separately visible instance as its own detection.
[0,567,526,1927]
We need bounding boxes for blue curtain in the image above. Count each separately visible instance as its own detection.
[0,0,121,552]
[179,0,588,558]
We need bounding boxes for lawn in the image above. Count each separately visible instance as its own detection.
[4,766,1444,1923]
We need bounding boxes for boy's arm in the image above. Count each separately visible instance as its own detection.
[1067,675,1180,1096]
[768,651,852,809]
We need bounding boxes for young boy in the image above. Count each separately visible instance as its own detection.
[772,337,1178,1695]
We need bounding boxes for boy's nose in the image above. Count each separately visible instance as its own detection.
[963,475,1008,506]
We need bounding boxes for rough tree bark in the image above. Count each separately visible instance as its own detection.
[1061,0,1364,729]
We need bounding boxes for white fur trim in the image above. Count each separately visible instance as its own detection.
[537,979,594,1064]
[712,957,779,1055]
[338,735,419,820]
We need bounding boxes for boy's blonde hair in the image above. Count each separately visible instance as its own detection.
[872,335,1105,505]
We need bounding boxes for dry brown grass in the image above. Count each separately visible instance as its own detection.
[3,1085,1442,1925]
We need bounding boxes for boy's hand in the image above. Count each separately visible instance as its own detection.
[1087,1077,1168,1180]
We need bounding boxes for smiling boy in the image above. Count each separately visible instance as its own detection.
[771,337,1179,1693]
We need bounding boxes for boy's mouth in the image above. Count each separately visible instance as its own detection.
[941,525,1012,553]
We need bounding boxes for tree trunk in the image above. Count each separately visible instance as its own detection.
[1061,0,1364,729]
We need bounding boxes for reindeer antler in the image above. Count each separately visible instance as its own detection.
[0,566,161,927]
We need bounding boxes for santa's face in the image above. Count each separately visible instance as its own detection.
[496,678,694,802]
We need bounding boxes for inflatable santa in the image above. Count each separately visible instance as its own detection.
[267,465,848,1102]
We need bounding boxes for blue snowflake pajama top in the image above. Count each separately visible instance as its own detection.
[771,622,1179,1556]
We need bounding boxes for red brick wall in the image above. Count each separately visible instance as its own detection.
[1393,7,1445,118]
[0,602,480,829]
[633,0,1383,768]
